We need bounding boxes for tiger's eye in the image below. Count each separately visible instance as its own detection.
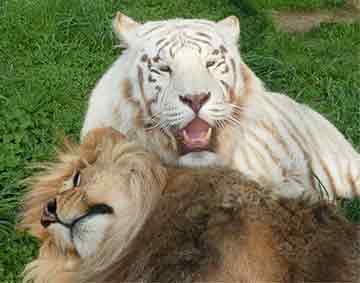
[206,61,216,68]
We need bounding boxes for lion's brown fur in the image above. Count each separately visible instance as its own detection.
[82,167,360,283]
[19,128,360,283]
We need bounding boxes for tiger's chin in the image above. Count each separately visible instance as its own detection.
[178,151,224,168]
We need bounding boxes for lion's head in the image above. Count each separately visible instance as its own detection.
[18,128,167,283]
[81,13,264,167]
[20,128,360,283]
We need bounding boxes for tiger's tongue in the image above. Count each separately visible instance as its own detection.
[181,118,212,150]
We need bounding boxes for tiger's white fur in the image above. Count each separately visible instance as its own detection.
[81,12,360,200]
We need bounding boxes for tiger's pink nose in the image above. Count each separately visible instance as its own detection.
[179,93,211,113]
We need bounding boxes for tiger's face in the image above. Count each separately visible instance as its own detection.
[114,13,251,166]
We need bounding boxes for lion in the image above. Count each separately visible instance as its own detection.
[80,12,360,200]
[19,128,360,283]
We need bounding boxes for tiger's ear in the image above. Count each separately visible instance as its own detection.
[113,12,141,46]
[216,15,240,43]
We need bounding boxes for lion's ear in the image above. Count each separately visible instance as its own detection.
[80,127,126,162]
[113,12,141,46]
[216,15,240,43]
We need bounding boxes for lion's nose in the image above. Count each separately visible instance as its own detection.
[179,92,211,113]
[41,199,57,228]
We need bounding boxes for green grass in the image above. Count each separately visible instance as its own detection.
[242,0,346,10]
[0,0,359,281]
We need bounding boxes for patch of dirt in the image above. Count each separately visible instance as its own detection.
[273,4,360,33]
[350,0,360,10]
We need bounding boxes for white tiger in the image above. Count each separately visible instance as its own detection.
[81,12,360,200]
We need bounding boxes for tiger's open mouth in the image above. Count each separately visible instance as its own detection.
[178,118,213,155]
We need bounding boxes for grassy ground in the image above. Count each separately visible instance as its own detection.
[0,0,359,281]
[251,0,346,9]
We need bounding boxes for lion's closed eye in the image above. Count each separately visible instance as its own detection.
[60,170,81,193]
